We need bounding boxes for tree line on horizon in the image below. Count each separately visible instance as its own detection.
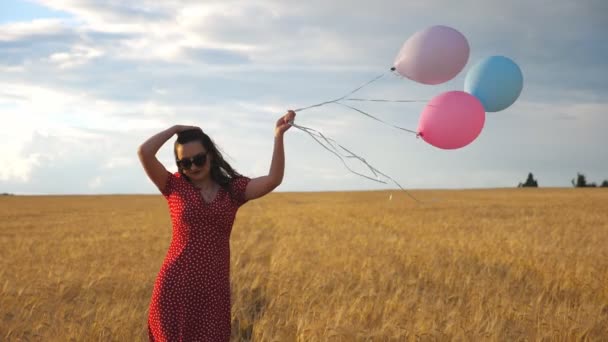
[2,173,607,195]
[518,172,608,188]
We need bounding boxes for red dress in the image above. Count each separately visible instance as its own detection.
[148,171,251,342]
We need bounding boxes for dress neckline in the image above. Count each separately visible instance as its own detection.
[186,180,222,205]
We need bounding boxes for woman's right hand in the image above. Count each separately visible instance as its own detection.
[173,125,202,134]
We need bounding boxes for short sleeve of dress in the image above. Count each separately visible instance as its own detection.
[160,171,179,198]
[231,176,251,207]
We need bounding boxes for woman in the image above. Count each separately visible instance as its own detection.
[138,110,296,341]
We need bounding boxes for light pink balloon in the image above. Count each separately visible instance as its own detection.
[417,91,485,149]
[394,25,470,85]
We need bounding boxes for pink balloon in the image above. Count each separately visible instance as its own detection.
[417,91,485,149]
[394,25,470,85]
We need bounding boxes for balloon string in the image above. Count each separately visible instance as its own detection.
[294,72,388,112]
[294,70,422,134]
[335,102,419,135]
[288,68,433,203]
[345,98,428,103]
[339,72,388,101]
[288,120,422,204]
[292,123,384,183]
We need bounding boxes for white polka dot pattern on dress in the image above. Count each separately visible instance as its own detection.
[148,171,251,342]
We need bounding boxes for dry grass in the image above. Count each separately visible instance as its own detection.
[1,188,607,341]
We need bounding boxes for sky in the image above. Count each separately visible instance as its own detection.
[0,0,606,195]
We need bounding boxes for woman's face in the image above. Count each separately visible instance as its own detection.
[176,141,211,182]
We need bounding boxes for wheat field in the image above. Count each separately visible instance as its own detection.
[1,188,607,341]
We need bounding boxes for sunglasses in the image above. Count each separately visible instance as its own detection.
[176,152,207,170]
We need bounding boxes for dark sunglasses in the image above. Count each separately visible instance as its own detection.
[176,152,207,170]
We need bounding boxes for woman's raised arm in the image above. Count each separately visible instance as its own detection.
[137,125,199,192]
[244,110,295,201]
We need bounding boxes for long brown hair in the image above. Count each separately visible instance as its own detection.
[174,128,243,200]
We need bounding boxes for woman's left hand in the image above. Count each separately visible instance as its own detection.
[275,110,296,137]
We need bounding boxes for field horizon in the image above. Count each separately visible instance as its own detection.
[2,185,596,197]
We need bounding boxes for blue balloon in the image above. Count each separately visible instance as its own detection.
[464,56,523,112]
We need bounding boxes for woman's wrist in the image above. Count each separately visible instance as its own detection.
[169,125,179,135]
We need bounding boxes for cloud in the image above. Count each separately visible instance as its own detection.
[0,19,78,65]
[181,47,251,65]
[47,44,104,69]
[0,18,68,40]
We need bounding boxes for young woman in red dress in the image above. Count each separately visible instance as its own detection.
[137,110,296,341]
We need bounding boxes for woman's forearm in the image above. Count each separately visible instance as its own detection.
[138,126,177,156]
[267,135,285,186]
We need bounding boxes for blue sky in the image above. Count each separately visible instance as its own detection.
[0,0,607,195]
[0,0,69,23]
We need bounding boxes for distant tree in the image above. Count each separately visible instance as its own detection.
[1,193,14,196]
[572,173,599,187]
[518,172,538,187]
[601,180,608,187]
[572,173,588,187]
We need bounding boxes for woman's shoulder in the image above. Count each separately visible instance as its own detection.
[230,175,251,185]
[167,170,187,183]
[162,171,188,197]
[228,175,251,206]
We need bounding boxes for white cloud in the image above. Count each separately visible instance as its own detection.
[102,156,135,170]
[0,19,67,40]
[48,45,104,69]
[88,175,102,189]
[0,152,41,183]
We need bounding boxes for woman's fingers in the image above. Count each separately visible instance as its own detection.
[285,110,295,123]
